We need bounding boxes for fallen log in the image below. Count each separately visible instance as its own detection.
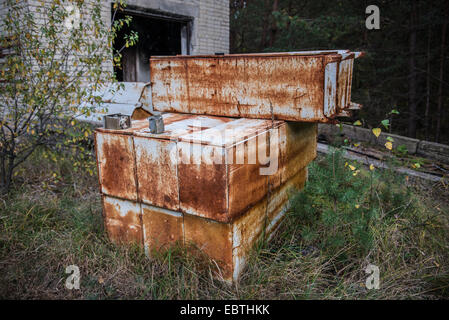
[317,143,444,182]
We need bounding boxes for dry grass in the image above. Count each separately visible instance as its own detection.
[0,150,448,299]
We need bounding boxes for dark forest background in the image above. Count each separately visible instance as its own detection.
[230,0,449,144]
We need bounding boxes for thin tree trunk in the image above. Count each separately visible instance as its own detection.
[268,0,279,48]
[259,0,271,50]
[425,26,431,140]
[408,2,418,138]
[0,154,5,192]
[436,9,448,143]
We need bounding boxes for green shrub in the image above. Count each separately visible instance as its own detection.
[290,148,415,258]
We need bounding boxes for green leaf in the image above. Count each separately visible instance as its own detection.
[381,119,390,129]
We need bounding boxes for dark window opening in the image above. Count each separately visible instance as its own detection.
[113,7,191,82]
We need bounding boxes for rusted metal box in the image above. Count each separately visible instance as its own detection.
[149,50,363,122]
[94,113,317,282]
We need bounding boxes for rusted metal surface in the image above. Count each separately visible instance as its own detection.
[95,131,138,201]
[150,50,363,122]
[232,167,308,281]
[95,113,317,223]
[102,196,143,245]
[336,58,353,113]
[177,118,283,223]
[183,213,234,281]
[178,118,314,223]
[142,204,183,253]
[178,143,229,221]
[95,113,315,282]
[134,137,179,210]
[277,122,317,184]
[183,167,308,282]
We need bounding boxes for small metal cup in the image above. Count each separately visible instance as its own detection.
[148,115,164,134]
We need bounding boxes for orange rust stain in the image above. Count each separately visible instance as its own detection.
[131,107,152,120]
[103,200,142,245]
[134,137,179,210]
[151,55,328,121]
[97,133,137,200]
[184,214,233,280]
[142,206,183,251]
[178,160,228,222]
[227,134,268,220]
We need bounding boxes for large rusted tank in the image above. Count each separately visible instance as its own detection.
[94,49,364,282]
[149,50,363,122]
[94,113,317,282]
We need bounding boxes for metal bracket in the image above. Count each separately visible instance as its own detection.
[148,115,164,134]
[103,114,131,130]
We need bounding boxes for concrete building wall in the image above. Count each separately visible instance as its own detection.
[1,0,230,73]
[111,0,229,56]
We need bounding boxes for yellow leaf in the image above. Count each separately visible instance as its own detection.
[369,164,375,171]
[355,204,360,209]
[385,141,393,150]
[348,165,356,171]
[344,162,348,167]
[353,142,360,147]
[353,170,360,176]
[353,120,362,126]
[372,128,381,137]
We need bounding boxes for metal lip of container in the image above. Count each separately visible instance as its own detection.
[103,113,131,130]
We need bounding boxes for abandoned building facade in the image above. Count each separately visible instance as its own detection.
[1,0,230,83]
[107,0,230,82]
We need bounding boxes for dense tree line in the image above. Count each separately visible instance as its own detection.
[230,0,449,144]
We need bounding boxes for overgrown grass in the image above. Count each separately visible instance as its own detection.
[0,149,448,299]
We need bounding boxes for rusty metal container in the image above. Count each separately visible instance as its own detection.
[95,113,317,282]
[100,167,308,282]
[149,50,363,122]
[95,113,316,220]
[184,167,308,281]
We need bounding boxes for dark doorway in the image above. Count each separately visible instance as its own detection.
[113,7,191,82]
